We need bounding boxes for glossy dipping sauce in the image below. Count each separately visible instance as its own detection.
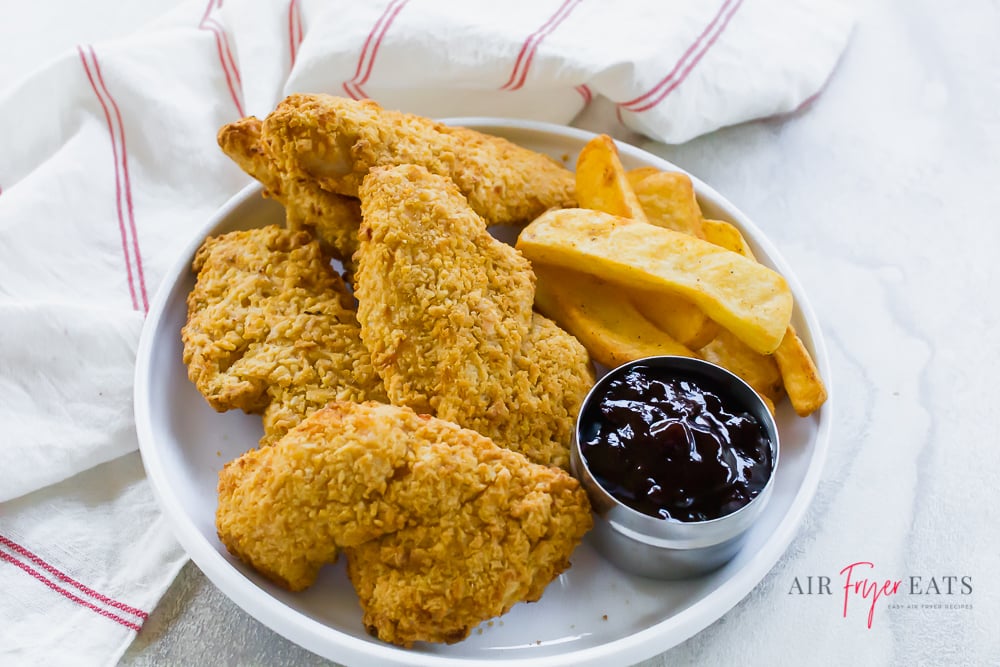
[579,364,773,522]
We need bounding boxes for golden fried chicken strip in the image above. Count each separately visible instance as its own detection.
[217,117,280,194]
[355,165,592,468]
[249,283,389,446]
[260,94,576,226]
[506,314,595,467]
[182,226,385,444]
[355,164,534,421]
[217,117,363,263]
[215,401,592,646]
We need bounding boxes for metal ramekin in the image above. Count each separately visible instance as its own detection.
[570,356,780,580]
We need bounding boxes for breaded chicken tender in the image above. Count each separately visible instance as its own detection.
[217,117,363,265]
[506,314,595,466]
[355,165,593,467]
[260,94,576,226]
[215,401,592,646]
[182,226,385,444]
[355,163,535,418]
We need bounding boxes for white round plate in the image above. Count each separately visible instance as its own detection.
[135,120,831,667]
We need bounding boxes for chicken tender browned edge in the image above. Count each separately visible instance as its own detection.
[259,94,576,226]
[216,401,593,647]
[217,116,363,266]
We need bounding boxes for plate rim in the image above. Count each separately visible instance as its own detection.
[134,118,832,667]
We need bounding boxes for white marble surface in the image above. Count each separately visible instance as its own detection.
[5,0,997,664]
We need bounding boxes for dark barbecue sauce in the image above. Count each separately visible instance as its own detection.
[580,365,773,522]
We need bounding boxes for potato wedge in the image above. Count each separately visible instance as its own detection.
[634,289,720,349]
[533,266,694,368]
[631,171,706,238]
[702,217,826,415]
[703,218,757,259]
[578,160,717,349]
[517,209,793,355]
[773,328,827,417]
[699,329,785,406]
[575,135,648,222]
[623,171,716,345]
[625,167,661,187]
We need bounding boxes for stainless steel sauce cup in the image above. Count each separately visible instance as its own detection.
[570,356,780,580]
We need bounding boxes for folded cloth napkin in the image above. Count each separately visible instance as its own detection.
[0,0,853,663]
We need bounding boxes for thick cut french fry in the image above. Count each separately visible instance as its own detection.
[577,158,717,348]
[702,219,757,259]
[533,266,694,368]
[631,171,706,238]
[623,171,716,345]
[702,217,827,415]
[517,209,793,355]
[625,167,661,187]
[773,327,827,417]
[574,135,648,222]
[699,329,785,406]
[635,289,720,349]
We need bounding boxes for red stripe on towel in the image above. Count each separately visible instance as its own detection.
[288,0,304,66]
[500,0,576,90]
[0,534,147,632]
[0,535,148,619]
[502,0,582,92]
[794,90,822,113]
[575,84,593,105]
[343,7,388,98]
[342,0,410,100]
[628,0,742,113]
[77,46,140,312]
[199,0,245,116]
[204,17,242,88]
[620,0,741,113]
[0,551,144,632]
[88,45,149,313]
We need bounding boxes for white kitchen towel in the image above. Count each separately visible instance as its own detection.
[0,0,854,663]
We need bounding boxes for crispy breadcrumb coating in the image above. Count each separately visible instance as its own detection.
[260,94,577,226]
[355,163,535,417]
[355,165,593,467]
[217,116,363,265]
[203,101,598,648]
[215,401,592,646]
[181,226,385,444]
[506,314,595,466]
